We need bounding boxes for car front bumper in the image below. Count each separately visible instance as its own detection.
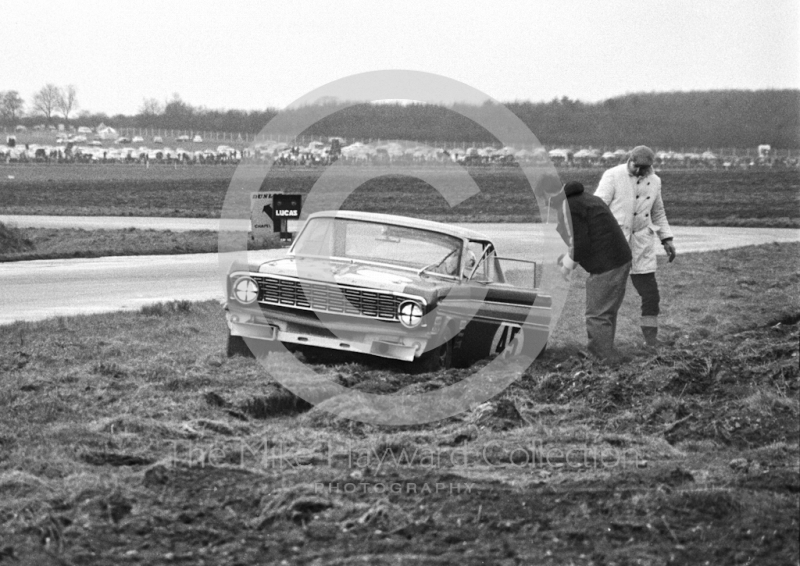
[226,309,429,362]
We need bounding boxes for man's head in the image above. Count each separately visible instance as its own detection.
[627,145,655,177]
[548,181,582,209]
[563,181,585,196]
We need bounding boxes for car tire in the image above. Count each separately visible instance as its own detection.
[412,339,453,373]
[226,332,254,358]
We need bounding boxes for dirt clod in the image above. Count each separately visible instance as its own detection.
[466,399,526,430]
[240,386,313,418]
[730,458,749,472]
[80,451,154,467]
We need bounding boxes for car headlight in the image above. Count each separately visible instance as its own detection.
[398,301,424,328]
[232,277,259,304]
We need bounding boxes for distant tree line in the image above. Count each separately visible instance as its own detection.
[291,90,799,149]
[2,87,797,148]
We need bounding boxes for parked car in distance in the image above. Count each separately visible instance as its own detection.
[153,136,164,144]
[225,210,551,371]
[192,134,203,143]
[176,134,190,142]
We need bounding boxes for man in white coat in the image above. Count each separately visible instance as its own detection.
[594,145,677,349]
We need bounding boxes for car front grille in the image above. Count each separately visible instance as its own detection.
[254,275,409,321]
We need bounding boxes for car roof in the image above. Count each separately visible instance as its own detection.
[305,210,492,241]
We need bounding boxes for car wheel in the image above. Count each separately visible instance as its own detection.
[226,332,254,358]
[412,339,453,373]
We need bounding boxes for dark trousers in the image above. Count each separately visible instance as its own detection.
[585,261,631,360]
[630,272,660,326]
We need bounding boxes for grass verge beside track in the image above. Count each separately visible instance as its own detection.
[0,243,797,563]
[0,223,281,262]
[0,225,219,262]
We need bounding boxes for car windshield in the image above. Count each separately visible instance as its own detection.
[292,217,462,273]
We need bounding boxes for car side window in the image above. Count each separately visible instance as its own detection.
[464,241,483,279]
[488,251,505,283]
[466,241,500,282]
[483,248,501,282]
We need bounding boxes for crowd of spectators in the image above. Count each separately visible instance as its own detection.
[1,133,796,169]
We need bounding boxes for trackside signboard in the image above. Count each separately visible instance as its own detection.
[273,194,302,219]
[250,192,281,238]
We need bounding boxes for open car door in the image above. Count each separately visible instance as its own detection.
[441,242,551,365]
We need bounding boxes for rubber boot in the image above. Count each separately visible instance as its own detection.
[642,326,659,350]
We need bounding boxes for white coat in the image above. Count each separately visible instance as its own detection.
[594,164,673,274]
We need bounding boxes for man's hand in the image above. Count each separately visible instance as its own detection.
[662,240,677,262]
[557,253,576,280]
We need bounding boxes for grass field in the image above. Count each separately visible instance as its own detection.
[1,164,798,227]
[0,223,281,262]
[0,224,219,262]
[0,242,797,564]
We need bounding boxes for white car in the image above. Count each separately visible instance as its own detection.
[192,135,203,143]
[176,134,190,142]
[153,136,164,144]
[225,210,550,370]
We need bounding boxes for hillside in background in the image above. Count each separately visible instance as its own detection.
[9,90,799,149]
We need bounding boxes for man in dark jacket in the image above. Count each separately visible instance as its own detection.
[555,181,633,361]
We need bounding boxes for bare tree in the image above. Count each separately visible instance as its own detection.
[57,85,78,122]
[162,93,194,129]
[139,97,164,116]
[0,91,24,124]
[32,84,62,123]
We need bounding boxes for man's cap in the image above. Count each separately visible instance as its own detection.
[629,145,655,166]
[563,181,584,196]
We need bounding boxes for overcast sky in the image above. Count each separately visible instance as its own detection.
[2,0,798,116]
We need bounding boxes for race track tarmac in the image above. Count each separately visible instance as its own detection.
[1,214,797,254]
[1,216,797,325]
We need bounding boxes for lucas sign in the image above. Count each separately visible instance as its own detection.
[273,194,302,219]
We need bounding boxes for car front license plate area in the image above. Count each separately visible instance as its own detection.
[230,319,278,341]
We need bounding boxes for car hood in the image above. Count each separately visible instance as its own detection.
[256,256,450,296]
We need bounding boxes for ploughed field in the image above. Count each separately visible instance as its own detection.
[0,243,797,565]
[0,164,797,227]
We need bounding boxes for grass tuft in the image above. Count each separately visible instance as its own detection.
[239,386,313,418]
[0,221,35,254]
[140,300,192,316]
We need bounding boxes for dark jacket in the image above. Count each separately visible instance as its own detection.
[556,183,632,274]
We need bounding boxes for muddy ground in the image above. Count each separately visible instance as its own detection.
[1,243,798,565]
[1,319,797,565]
